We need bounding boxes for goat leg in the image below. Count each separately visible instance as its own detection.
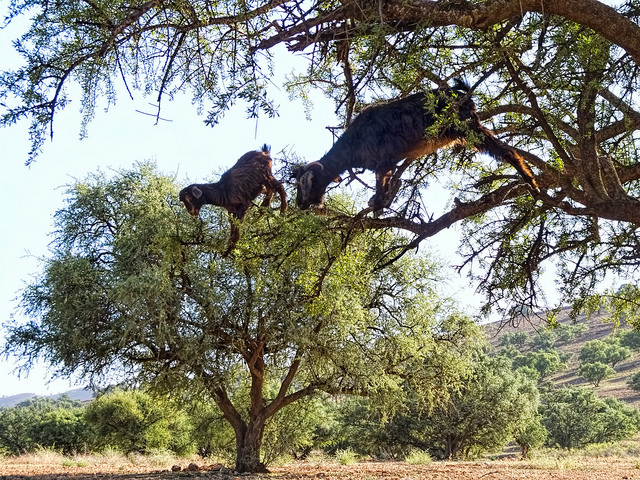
[369,168,396,213]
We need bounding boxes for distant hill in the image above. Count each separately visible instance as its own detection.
[0,387,93,408]
[485,307,640,407]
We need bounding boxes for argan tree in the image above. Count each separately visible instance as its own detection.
[4,1,640,317]
[3,164,475,472]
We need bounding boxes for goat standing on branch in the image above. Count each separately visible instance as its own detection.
[179,145,287,253]
[292,80,539,212]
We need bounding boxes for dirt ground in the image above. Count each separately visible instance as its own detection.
[2,457,640,480]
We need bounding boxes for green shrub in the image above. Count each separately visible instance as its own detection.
[541,387,640,449]
[628,372,640,391]
[405,449,432,465]
[84,389,194,455]
[336,448,358,465]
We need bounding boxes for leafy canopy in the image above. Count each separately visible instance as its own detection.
[4,0,640,316]
[3,163,478,471]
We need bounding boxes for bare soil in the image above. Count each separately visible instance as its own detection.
[2,458,640,480]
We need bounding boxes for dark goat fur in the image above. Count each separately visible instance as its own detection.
[293,80,538,211]
[179,145,287,251]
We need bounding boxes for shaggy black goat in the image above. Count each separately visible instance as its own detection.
[179,145,287,251]
[293,80,539,211]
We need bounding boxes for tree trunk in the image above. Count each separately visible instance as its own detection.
[233,417,268,473]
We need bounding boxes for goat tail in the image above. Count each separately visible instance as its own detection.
[478,130,539,192]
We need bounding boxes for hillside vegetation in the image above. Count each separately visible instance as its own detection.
[486,308,640,407]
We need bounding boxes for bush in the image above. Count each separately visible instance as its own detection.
[0,396,90,455]
[512,350,568,379]
[541,387,640,449]
[335,448,358,465]
[405,449,432,465]
[531,331,556,350]
[555,324,589,344]
[619,330,640,350]
[28,407,94,454]
[627,371,640,391]
[84,389,194,455]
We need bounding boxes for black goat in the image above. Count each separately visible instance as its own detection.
[293,80,539,211]
[179,145,287,251]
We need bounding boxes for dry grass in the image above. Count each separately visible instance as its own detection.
[3,450,640,479]
[0,448,194,475]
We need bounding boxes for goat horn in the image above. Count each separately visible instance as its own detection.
[304,162,324,171]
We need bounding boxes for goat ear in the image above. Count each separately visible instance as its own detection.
[191,186,203,199]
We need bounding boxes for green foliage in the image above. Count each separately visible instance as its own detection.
[0,396,88,454]
[311,315,486,460]
[27,407,93,454]
[555,324,589,344]
[416,355,541,459]
[4,164,470,472]
[578,362,616,387]
[335,448,358,465]
[599,285,640,329]
[404,449,432,465]
[541,387,640,449]
[266,398,330,463]
[84,389,192,455]
[619,329,640,350]
[185,398,235,461]
[514,415,547,459]
[531,330,556,350]
[512,350,568,379]
[0,404,37,454]
[335,352,541,460]
[627,371,640,392]
[513,332,530,347]
[579,339,631,367]
[498,332,529,348]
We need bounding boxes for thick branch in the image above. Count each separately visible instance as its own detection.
[257,0,640,64]
[364,0,640,64]
[331,182,531,240]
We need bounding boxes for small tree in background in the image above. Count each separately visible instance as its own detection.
[531,331,556,350]
[555,324,589,345]
[579,339,631,368]
[513,332,529,348]
[512,350,568,380]
[514,415,547,459]
[627,372,640,392]
[541,387,640,449]
[349,353,541,460]
[619,330,640,350]
[28,407,93,454]
[0,396,86,454]
[578,362,615,387]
